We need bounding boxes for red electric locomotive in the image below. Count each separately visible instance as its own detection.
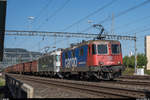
[86,40,124,80]
[61,39,125,80]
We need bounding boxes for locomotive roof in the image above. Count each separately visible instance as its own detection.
[64,39,120,51]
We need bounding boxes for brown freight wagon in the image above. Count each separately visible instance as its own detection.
[5,65,15,73]
[17,63,23,74]
[12,65,17,73]
[24,61,32,74]
[23,60,38,74]
[31,60,38,74]
[4,66,9,73]
[7,66,12,73]
[16,64,20,73]
[11,66,14,73]
[9,66,12,73]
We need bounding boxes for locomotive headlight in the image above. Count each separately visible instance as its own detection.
[118,61,121,64]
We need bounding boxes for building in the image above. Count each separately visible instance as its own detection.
[145,36,150,70]
[0,48,42,68]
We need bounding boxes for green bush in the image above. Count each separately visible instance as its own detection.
[137,66,144,68]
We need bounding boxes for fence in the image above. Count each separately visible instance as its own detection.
[5,74,34,98]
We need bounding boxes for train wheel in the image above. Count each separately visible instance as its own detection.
[106,73,113,80]
[102,73,112,80]
[55,73,63,79]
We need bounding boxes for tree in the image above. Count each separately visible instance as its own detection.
[129,55,135,68]
[123,55,134,68]
[123,53,148,69]
[123,56,129,68]
[137,54,147,68]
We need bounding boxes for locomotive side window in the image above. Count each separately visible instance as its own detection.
[111,44,120,54]
[97,44,107,54]
[92,44,96,54]
[79,48,84,56]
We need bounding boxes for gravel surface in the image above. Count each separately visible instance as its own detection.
[7,74,150,98]
[33,77,150,91]
[18,79,98,98]
[97,82,150,91]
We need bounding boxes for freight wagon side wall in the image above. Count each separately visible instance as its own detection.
[24,62,31,73]
[19,63,23,73]
[31,60,38,72]
[13,65,17,73]
[16,64,19,73]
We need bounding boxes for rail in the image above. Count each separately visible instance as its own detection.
[9,74,150,98]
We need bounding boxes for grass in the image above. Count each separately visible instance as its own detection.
[122,67,135,75]
[122,67,150,75]
[0,77,5,86]
[0,77,5,99]
[144,70,150,75]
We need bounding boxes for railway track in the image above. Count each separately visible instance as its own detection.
[109,79,150,86]
[119,75,150,80]
[7,74,150,98]
[112,75,150,86]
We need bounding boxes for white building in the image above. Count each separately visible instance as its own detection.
[145,36,150,70]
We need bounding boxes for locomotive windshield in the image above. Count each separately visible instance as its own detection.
[111,44,121,54]
[97,44,108,54]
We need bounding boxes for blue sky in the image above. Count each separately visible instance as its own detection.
[4,0,150,56]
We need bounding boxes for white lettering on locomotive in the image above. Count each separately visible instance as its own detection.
[65,57,77,68]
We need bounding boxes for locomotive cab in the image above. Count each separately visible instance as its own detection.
[87,40,124,80]
[87,41,122,66]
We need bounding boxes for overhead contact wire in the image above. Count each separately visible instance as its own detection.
[62,0,116,31]
[82,0,150,33]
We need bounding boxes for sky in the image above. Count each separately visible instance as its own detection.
[4,0,150,56]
